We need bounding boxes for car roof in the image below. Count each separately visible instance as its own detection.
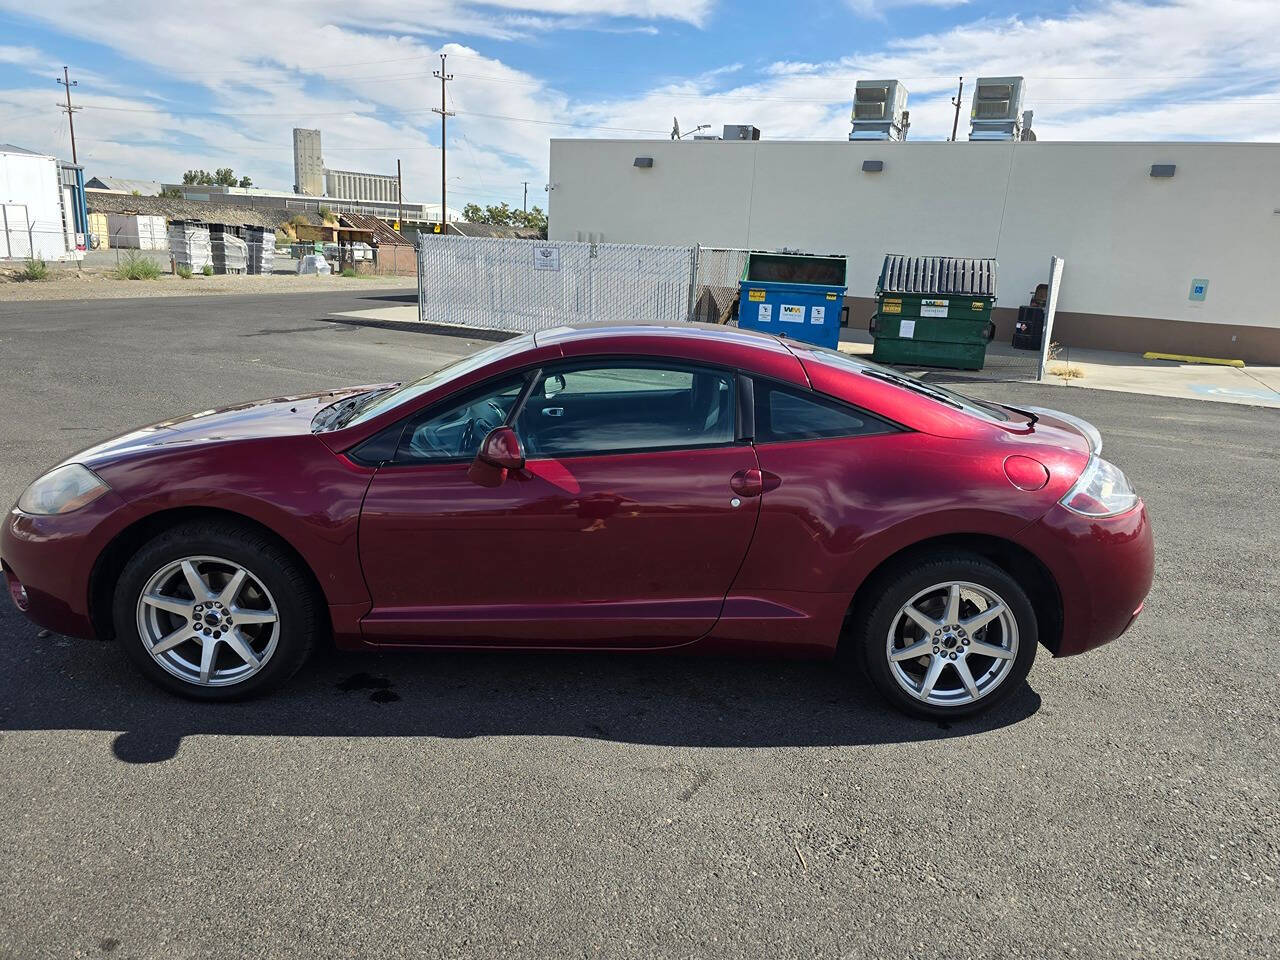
[533,321,794,355]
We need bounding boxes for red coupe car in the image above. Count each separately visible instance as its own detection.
[1,323,1153,718]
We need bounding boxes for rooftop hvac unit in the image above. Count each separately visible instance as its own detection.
[969,76,1025,141]
[850,80,909,141]
[722,124,761,141]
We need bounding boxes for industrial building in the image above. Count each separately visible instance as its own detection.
[323,168,401,204]
[548,132,1280,364]
[1,143,87,261]
[292,127,405,206]
[83,176,164,196]
[292,128,324,196]
[158,182,461,225]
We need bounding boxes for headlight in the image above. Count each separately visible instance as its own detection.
[16,464,110,515]
[1060,456,1138,517]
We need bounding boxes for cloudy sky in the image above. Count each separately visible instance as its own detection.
[1,0,1277,210]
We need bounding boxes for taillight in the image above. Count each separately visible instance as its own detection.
[1060,456,1138,517]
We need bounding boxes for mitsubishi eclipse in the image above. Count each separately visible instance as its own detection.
[1,323,1153,719]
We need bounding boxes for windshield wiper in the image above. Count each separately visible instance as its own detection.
[311,388,390,432]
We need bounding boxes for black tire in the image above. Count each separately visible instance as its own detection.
[112,519,321,701]
[851,550,1037,721]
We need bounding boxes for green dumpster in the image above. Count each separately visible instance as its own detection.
[870,256,997,370]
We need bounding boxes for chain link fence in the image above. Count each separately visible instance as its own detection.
[418,236,695,334]
[689,246,749,324]
[415,239,1052,382]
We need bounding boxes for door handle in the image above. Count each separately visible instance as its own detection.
[543,407,564,417]
[730,467,764,497]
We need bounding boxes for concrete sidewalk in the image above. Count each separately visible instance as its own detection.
[330,304,1280,410]
[836,330,1280,409]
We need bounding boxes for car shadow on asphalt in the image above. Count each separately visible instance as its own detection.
[0,614,1041,764]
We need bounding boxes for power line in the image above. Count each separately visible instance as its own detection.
[73,101,671,132]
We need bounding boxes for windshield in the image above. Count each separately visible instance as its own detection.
[801,345,1011,422]
[334,334,536,430]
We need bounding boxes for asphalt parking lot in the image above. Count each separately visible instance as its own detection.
[0,290,1276,960]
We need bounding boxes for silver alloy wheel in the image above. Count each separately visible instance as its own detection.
[885,580,1019,707]
[135,555,280,687]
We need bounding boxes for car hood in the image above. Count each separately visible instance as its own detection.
[69,384,390,468]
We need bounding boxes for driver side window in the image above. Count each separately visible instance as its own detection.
[397,377,525,463]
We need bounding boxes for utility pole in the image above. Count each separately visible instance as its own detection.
[522,181,528,213]
[396,158,403,231]
[432,54,455,232]
[949,77,964,142]
[57,66,81,164]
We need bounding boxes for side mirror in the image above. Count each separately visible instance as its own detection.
[545,373,566,396]
[477,426,524,470]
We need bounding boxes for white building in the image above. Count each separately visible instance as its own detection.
[548,138,1280,363]
[1,143,80,262]
[293,128,324,196]
[324,168,400,204]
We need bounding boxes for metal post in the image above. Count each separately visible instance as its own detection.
[396,159,403,232]
[688,245,701,322]
[1037,257,1065,381]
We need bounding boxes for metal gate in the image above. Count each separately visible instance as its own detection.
[418,236,695,334]
[689,246,750,324]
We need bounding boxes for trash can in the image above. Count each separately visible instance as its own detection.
[1012,305,1045,351]
[736,252,848,349]
[870,255,997,370]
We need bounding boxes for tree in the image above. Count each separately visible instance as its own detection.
[181,168,252,188]
[462,201,548,237]
[159,186,183,198]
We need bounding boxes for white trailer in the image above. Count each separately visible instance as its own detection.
[0,145,71,261]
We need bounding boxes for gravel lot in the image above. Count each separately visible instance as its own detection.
[0,266,415,302]
[0,291,1276,960]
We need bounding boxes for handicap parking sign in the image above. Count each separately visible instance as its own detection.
[1189,279,1208,302]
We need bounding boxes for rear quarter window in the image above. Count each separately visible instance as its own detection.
[755,380,895,443]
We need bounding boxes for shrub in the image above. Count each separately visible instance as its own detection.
[114,251,163,280]
[340,266,357,278]
[19,258,49,281]
[176,264,193,279]
[202,264,214,276]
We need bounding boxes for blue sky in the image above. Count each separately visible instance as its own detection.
[2,1,1277,212]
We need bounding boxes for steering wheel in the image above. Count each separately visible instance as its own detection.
[457,401,508,457]
[458,417,493,456]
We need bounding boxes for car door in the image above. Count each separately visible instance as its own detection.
[357,359,762,648]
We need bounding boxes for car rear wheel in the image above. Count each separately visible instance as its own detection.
[854,552,1037,720]
[112,520,320,700]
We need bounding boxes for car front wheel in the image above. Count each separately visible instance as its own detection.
[112,520,320,700]
[855,552,1038,720]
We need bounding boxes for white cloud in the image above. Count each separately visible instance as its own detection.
[844,0,967,19]
[582,0,1280,143]
[0,44,44,67]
